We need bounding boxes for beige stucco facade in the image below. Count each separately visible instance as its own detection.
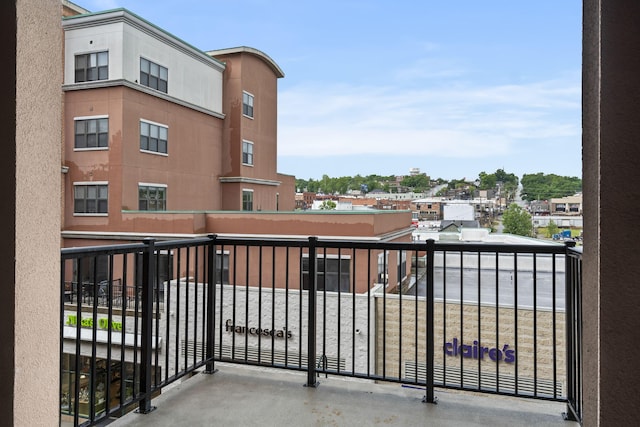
[0,1,62,425]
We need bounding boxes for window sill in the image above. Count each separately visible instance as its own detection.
[74,147,109,152]
[140,149,169,157]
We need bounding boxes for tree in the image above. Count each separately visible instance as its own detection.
[400,174,430,192]
[546,220,559,238]
[319,200,336,210]
[520,173,582,201]
[502,203,533,237]
[478,171,497,190]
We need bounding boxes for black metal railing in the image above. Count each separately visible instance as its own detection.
[60,236,582,426]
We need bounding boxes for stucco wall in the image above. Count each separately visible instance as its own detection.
[13,0,62,424]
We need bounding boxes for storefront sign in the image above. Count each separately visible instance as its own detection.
[66,315,122,332]
[444,338,515,363]
[225,319,292,339]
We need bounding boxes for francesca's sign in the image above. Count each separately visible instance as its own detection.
[444,338,515,363]
[225,319,292,339]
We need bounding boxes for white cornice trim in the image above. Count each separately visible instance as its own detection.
[62,79,225,119]
[219,177,281,186]
[207,46,284,78]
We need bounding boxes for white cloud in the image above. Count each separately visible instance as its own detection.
[278,75,580,160]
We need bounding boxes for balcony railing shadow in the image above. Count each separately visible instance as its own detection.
[60,236,582,426]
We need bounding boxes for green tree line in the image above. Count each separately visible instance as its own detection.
[295,170,581,201]
[520,173,582,201]
[295,173,432,195]
[295,174,395,195]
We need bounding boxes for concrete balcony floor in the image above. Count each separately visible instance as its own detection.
[108,363,580,427]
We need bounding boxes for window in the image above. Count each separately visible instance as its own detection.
[302,256,351,292]
[216,253,230,285]
[140,58,168,93]
[242,190,253,211]
[74,117,108,149]
[242,141,254,165]
[377,252,388,283]
[242,92,254,118]
[377,251,407,285]
[397,251,407,283]
[139,184,167,211]
[75,51,108,82]
[74,184,108,214]
[140,121,168,154]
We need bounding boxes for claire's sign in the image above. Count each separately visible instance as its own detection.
[444,338,515,363]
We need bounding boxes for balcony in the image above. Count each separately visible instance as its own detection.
[60,236,582,426]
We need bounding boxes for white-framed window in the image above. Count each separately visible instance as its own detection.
[74,182,108,215]
[140,120,168,155]
[138,183,167,211]
[242,91,254,118]
[140,58,168,93]
[74,116,108,149]
[302,255,351,292]
[377,251,407,284]
[75,51,108,82]
[242,140,254,165]
[242,189,253,211]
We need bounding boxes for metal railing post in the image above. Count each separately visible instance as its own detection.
[563,241,581,422]
[138,238,156,414]
[205,234,217,374]
[424,239,436,403]
[305,236,319,387]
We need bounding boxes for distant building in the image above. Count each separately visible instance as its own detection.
[439,220,481,232]
[529,200,550,215]
[550,194,582,215]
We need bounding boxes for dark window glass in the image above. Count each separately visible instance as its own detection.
[242,92,254,118]
[74,118,108,149]
[139,185,166,211]
[74,184,108,214]
[140,121,167,154]
[302,257,350,292]
[74,51,108,83]
[242,190,253,211]
[242,141,253,165]
[216,254,230,285]
[140,58,168,93]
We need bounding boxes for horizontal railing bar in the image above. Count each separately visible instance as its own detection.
[61,242,146,258]
[61,236,570,259]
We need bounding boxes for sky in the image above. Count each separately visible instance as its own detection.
[79,1,582,182]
